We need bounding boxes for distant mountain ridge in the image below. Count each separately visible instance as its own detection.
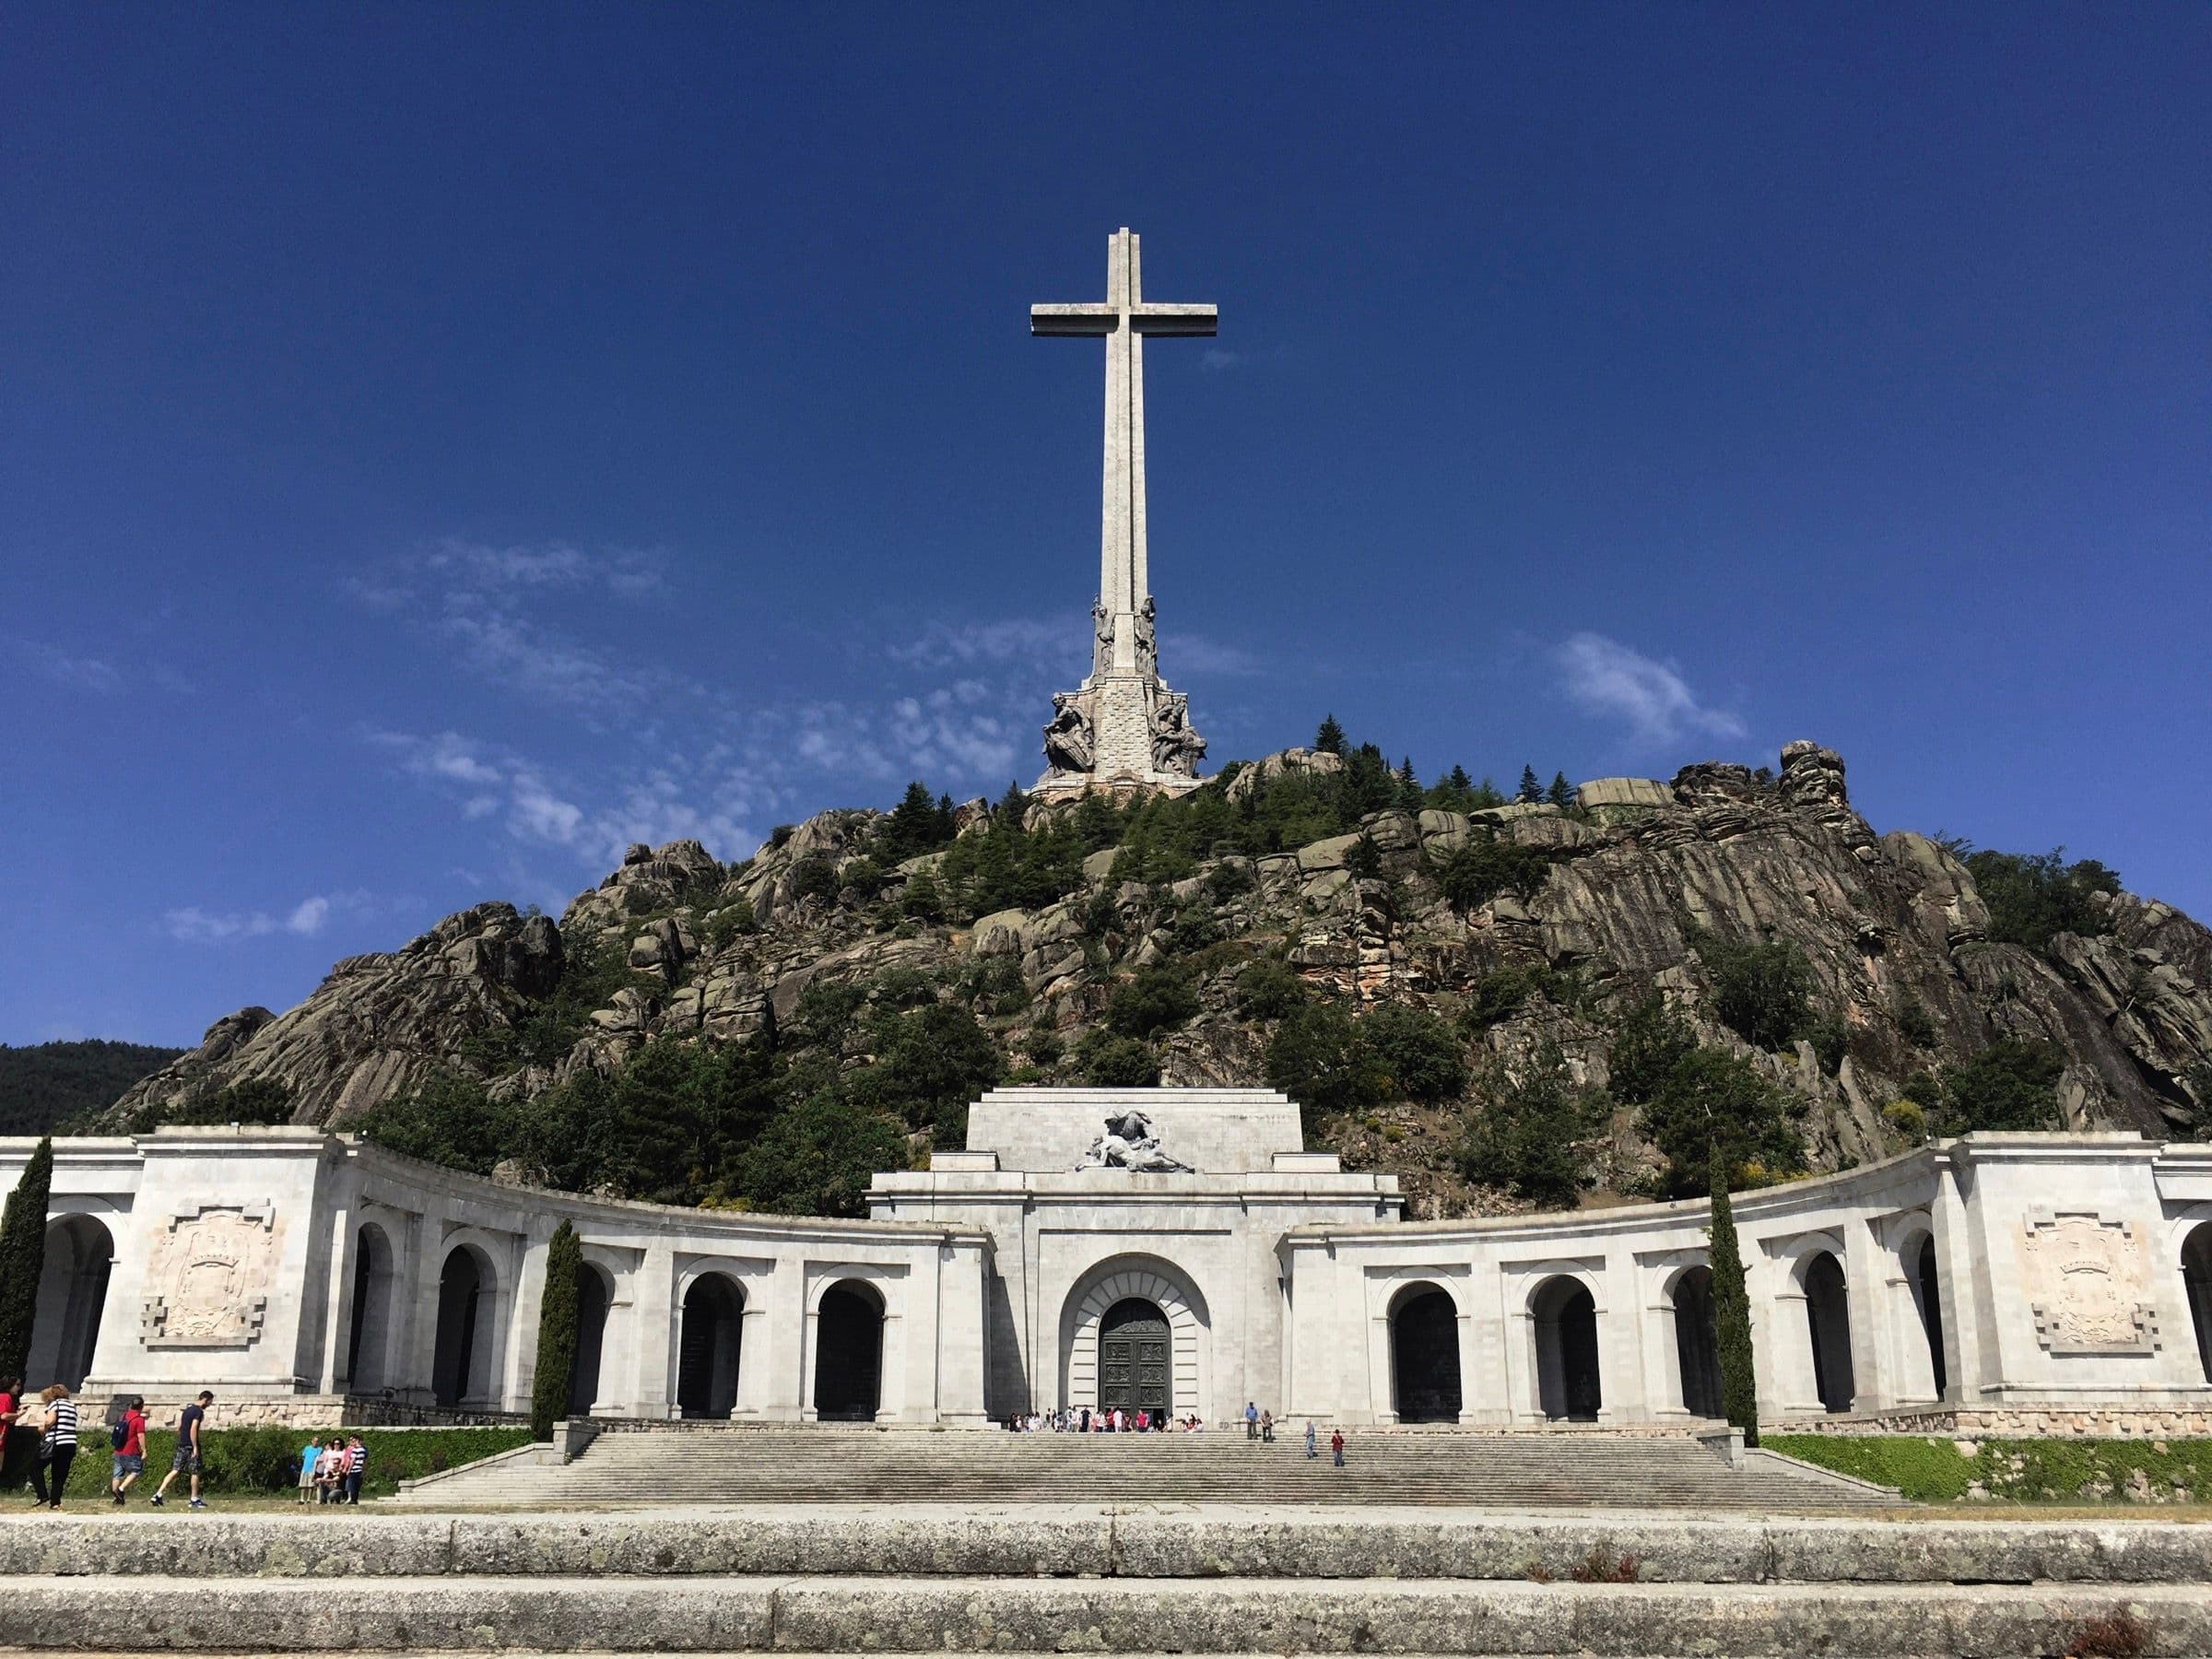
[0,1040,185,1135]
[102,739,2212,1218]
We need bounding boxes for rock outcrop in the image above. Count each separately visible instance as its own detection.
[106,742,2212,1213]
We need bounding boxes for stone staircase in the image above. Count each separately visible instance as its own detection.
[5,1506,2212,1654]
[393,1422,1899,1510]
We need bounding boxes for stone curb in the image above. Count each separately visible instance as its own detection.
[2,1574,2210,1655]
[4,1509,2212,1585]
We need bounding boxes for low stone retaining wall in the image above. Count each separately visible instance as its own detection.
[1,1573,2206,1655]
[6,1508,2212,1585]
[1775,1407,2212,1439]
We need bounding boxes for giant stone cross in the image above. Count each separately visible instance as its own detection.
[1031,228,1209,794]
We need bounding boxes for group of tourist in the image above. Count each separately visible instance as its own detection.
[998,1399,1345,1463]
[297,1435,369,1504]
[0,1379,218,1512]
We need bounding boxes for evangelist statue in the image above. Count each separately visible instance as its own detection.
[1149,690,1206,778]
[1042,691,1095,774]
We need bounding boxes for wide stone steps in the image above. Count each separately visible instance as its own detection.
[395,1426,1895,1511]
[8,1511,2209,1655]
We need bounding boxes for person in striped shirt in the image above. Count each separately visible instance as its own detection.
[29,1385,77,1510]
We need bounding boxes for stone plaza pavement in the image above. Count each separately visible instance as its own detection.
[6,1502,2212,1654]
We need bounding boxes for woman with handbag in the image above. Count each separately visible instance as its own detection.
[29,1385,78,1510]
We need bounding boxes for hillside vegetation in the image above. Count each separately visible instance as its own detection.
[104,732,2212,1219]
[0,1040,183,1135]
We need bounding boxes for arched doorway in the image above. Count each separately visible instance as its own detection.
[1390,1286,1463,1423]
[431,1246,492,1407]
[1099,1298,1171,1417]
[1671,1266,1722,1419]
[29,1215,113,1389]
[1803,1251,1855,1414]
[346,1224,395,1394]
[813,1280,884,1421]
[677,1274,745,1419]
[568,1264,612,1417]
[1910,1236,1947,1400]
[1532,1277,1601,1421]
[2185,1224,2212,1383]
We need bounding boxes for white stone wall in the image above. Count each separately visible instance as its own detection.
[5,1119,2211,1434]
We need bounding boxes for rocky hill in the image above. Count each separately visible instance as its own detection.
[108,740,2212,1217]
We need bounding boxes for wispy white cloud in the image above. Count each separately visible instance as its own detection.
[1200,347,1243,371]
[164,889,371,945]
[10,638,124,694]
[1552,631,1747,747]
[1159,631,1260,677]
[887,614,1076,671]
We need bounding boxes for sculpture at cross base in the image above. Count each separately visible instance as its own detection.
[1030,229,1211,796]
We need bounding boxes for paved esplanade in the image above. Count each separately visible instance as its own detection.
[1032,228,1210,794]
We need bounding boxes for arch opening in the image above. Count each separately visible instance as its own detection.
[677,1273,745,1419]
[2186,1224,2212,1385]
[1803,1251,1855,1414]
[569,1263,612,1417]
[431,1245,494,1407]
[347,1224,395,1394]
[1531,1276,1601,1422]
[1670,1265,1723,1419]
[29,1215,113,1390]
[814,1280,884,1422]
[1098,1297,1171,1417]
[1910,1236,1947,1400]
[1389,1286,1463,1423]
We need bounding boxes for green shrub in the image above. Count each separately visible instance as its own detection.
[1343,836,1383,879]
[1359,1003,1468,1102]
[1434,836,1550,915]
[726,1090,910,1217]
[146,1078,296,1130]
[1107,967,1200,1038]
[1643,1049,1804,1195]
[1076,1030,1159,1088]
[703,897,757,952]
[791,856,842,905]
[1204,860,1254,902]
[1235,959,1307,1021]
[1693,932,1816,1052]
[1462,1043,1590,1207]
[1806,1013,1851,1077]
[1265,1005,1385,1130]
[1893,990,1938,1049]
[1961,847,2121,953]
[1606,994,1697,1104]
[849,1003,1004,1137]
[1934,1038,2064,1133]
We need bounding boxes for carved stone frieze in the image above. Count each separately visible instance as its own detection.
[141,1204,276,1349]
[2022,1210,2159,1356]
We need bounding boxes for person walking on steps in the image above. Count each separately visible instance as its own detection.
[1304,1420,1317,1459]
[29,1386,77,1509]
[151,1391,213,1509]
[1244,1400,1258,1441]
[1260,1409,1274,1443]
[110,1395,147,1504]
[1331,1428,1346,1468]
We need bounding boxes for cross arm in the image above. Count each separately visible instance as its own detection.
[1131,304,1218,337]
[1030,304,1119,336]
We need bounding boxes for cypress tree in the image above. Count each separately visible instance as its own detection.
[1706,1146,1759,1446]
[530,1220,582,1441]
[0,1137,53,1384]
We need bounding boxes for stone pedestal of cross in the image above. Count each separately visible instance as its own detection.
[1031,228,1211,795]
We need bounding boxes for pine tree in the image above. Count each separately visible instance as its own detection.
[1707,1146,1759,1446]
[0,1137,53,1384]
[1314,714,1346,756]
[530,1219,582,1440]
[1546,771,1572,808]
[1517,764,1542,803]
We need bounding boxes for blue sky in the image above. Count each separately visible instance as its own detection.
[4,6,2206,1047]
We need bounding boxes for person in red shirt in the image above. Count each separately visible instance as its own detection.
[110,1395,148,1504]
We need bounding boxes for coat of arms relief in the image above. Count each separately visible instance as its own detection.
[2022,1210,2159,1356]
[141,1205,276,1348]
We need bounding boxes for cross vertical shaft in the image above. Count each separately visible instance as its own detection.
[1030,229,1215,793]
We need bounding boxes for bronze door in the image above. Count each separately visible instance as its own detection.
[1099,1299,1170,1414]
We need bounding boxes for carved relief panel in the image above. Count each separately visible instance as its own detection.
[141,1205,276,1348]
[2021,1210,2159,1357]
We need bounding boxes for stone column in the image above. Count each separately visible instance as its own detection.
[629,1241,676,1420]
